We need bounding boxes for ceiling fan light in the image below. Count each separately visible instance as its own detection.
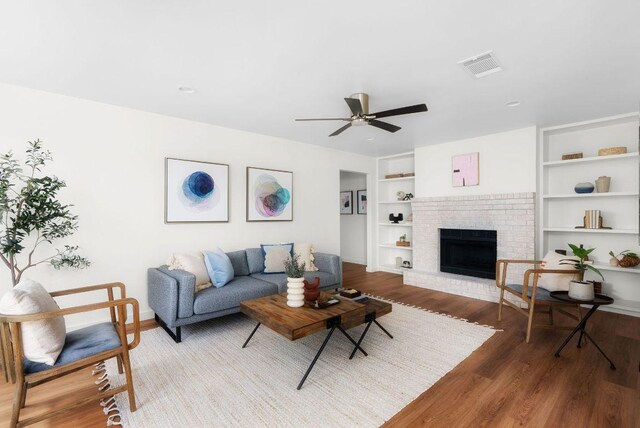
[352,118,368,126]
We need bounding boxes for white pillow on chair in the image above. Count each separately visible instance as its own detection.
[0,279,66,365]
[536,251,580,292]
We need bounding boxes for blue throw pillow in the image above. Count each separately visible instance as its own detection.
[260,243,294,273]
[203,248,235,288]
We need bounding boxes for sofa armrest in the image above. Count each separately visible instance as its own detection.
[314,253,342,286]
[147,268,184,327]
[154,266,197,319]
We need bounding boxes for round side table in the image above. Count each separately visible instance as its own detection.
[550,291,615,369]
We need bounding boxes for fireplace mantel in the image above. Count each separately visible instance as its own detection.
[405,192,535,304]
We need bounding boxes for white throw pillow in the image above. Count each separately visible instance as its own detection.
[0,279,66,365]
[295,243,318,272]
[167,253,212,292]
[537,250,580,292]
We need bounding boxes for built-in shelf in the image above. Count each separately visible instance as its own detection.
[379,264,412,274]
[543,152,639,167]
[378,176,415,183]
[378,200,412,204]
[592,263,640,274]
[379,223,413,227]
[543,192,639,199]
[379,244,413,250]
[543,228,639,235]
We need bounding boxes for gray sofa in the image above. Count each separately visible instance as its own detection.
[148,247,342,342]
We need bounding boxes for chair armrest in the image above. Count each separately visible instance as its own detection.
[522,268,581,299]
[0,298,141,350]
[49,282,125,298]
[496,260,543,289]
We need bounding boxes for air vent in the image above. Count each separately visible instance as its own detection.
[458,51,502,78]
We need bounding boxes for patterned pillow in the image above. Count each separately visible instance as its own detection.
[295,243,318,272]
[167,253,212,292]
[261,243,294,273]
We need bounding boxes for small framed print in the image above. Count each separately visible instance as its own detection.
[340,191,353,215]
[246,167,293,221]
[165,158,229,223]
[452,152,479,187]
[356,190,367,214]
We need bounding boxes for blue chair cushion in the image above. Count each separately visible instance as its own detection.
[23,322,121,374]
[505,283,557,302]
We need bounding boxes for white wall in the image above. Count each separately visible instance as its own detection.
[0,83,375,327]
[340,171,367,265]
[414,127,537,197]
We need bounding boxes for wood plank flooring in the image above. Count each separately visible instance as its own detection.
[1,262,639,427]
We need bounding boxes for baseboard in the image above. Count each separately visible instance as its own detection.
[341,257,367,265]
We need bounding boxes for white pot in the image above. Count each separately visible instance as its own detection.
[568,280,594,301]
[287,277,305,307]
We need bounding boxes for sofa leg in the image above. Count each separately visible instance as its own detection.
[154,314,181,343]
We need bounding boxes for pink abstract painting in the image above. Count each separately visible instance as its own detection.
[452,152,479,187]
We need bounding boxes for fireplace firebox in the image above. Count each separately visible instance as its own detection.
[440,229,497,279]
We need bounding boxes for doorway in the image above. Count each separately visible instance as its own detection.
[339,170,367,265]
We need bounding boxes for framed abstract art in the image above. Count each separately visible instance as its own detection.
[165,158,229,223]
[340,191,353,215]
[246,167,293,221]
[357,190,367,214]
[452,152,479,187]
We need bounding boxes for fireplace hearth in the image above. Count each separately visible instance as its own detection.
[440,228,497,280]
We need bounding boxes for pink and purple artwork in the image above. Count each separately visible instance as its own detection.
[452,152,479,187]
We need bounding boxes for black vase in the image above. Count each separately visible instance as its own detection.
[389,213,403,224]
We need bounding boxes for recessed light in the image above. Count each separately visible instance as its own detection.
[178,86,196,94]
[367,137,375,141]
[506,101,521,107]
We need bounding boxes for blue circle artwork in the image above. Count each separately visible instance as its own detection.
[182,171,215,204]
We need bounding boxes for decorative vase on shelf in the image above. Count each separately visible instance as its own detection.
[287,277,305,307]
[595,176,611,193]
[574,182,595,194]
[609,257,620,267]
[568,280,595,301]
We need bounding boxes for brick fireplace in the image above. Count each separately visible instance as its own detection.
[405,192,535,303]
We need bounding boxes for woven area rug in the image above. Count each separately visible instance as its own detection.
[105,299,497,427]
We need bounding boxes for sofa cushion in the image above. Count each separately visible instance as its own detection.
[250,271,339,293]
[193,276,278,315]
[246,248,264,274]
[261,243,294,273]
[226,250,249,276]
[203,249,234,288]
[23,322,120,374]
[0,279,66,366]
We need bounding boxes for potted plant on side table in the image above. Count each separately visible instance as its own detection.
[284,253,306,308]
[561,244,604,301]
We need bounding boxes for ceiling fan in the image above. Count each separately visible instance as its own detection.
[295,93,428,137]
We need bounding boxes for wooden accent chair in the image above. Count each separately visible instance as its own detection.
[496,259,583,343]
[0,282,140,428]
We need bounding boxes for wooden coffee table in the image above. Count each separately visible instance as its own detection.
[240,293,392,389]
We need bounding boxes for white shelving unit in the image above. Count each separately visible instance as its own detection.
[538,112,640,315]
[376,151,415,274]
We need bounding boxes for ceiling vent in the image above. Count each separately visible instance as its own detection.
[458,51,502,78]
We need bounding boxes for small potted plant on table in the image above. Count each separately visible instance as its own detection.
[561,244,604,301]
[284,253,306,307]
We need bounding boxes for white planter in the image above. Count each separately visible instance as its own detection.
[568,280,594,301]
[287,277,305,307]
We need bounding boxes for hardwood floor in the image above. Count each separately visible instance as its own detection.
[2,263,639,427]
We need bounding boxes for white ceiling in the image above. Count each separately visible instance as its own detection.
[1,0,639,156]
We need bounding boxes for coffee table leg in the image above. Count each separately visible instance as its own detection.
[349,321,372,360]
[374,320,394,339]
[337,326,368,357]
[297,325,336,390]
[242,322,261,349]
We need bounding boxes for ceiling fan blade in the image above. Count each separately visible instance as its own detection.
[295,118,350,121]
[344,97,363,115]
[329,123,352,137]
[369,120,401,133]
[371,103,428,119]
